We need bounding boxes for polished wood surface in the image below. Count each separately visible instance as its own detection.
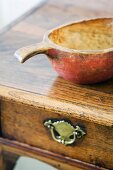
[0,137,107,170]
[0,0,113,170]
[0,0,113,126]
[1,91,113,169]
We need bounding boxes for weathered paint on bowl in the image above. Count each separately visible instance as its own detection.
[15,18,113,84]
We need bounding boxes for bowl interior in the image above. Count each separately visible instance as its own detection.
[49,18,113,51]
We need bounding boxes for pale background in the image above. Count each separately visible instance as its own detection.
[0,0,45,29]
[13,157,57,170]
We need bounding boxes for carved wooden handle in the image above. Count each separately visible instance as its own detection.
[15,42,51,63]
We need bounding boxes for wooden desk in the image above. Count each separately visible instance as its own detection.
[0,0,113,169]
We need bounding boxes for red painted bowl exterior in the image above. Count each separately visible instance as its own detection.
[15,18,113,84]
[47,49,113,84]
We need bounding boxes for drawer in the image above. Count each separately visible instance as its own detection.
[1,99,113,169]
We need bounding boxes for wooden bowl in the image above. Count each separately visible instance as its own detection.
[15,18,113,84]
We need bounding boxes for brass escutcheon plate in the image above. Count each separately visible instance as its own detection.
[44,119,86,145]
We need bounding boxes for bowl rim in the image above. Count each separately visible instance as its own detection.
[43,17,113,54]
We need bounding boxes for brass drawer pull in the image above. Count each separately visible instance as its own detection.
[44,119,86,145]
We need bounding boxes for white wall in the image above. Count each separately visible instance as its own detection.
[0,0,45,29]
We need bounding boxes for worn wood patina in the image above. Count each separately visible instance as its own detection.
[0,0,113,169]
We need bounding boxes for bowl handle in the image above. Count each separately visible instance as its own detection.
[14,42,51,63]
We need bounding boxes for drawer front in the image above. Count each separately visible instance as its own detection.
[1,100,113,169]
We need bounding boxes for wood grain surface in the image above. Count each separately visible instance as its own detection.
[1,90,113,169]
[0,0,113,126]
[0,0,113,169]
[0,137,107,170]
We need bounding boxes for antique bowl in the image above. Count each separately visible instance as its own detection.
[15,18,113,84]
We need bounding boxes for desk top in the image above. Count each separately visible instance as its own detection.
[0,0,113,126]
